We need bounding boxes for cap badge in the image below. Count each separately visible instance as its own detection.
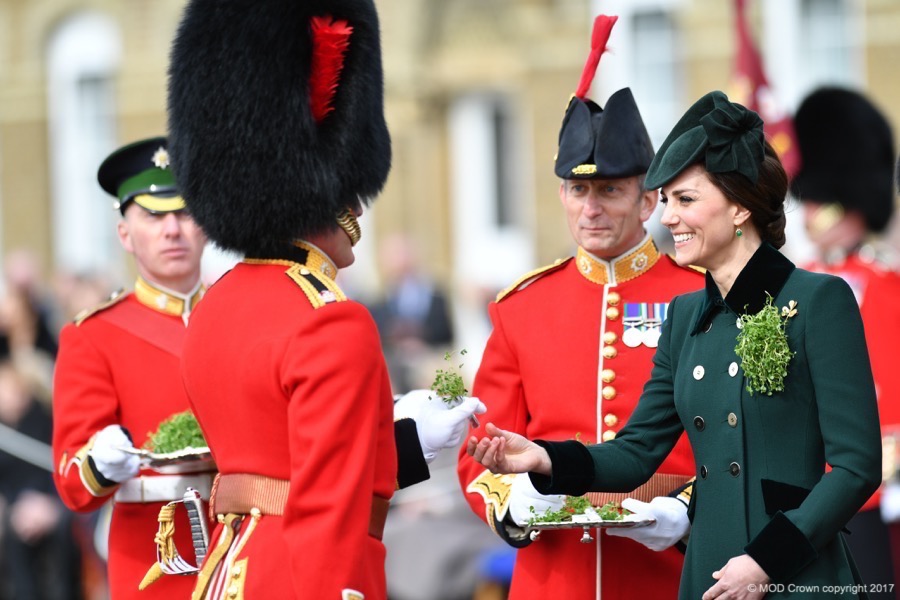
[571,164,598,176]
[152,147,170,170]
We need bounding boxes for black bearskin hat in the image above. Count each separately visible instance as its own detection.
[790,87,895,233]
[167,0,391,255]
[554,16,654,180]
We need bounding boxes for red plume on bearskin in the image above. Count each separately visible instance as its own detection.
[167,0,390,257]
[574,15,618,100]
[309,17,353,123]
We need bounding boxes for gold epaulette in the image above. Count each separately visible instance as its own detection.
[285,263,347,309]
[496,258,570,303]
[667,254,706,274]
[74,290,127,326]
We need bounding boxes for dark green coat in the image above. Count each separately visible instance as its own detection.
[534,244,882,599]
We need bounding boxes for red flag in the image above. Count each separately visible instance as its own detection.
[728,0,800,179]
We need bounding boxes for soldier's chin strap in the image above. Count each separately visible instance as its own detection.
[336,208,362,246]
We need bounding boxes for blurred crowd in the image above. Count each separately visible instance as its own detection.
[0,248,116,600]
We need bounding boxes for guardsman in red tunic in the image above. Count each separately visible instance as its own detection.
[167,1,483,598]
[457,16,704,600]
[791,87,900,596]
[52,137,212,599]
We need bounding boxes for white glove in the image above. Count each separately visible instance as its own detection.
[394,389,487,463]
[88,425,141,483]
[881,481,900,523]
[605,496,690,551]
[507,473,566,526]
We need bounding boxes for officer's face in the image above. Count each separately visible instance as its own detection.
[117,203,207,293]
[559,177,656,260]
[659,164,750,272]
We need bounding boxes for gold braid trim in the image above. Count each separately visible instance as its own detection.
[285,264,347,309]
[76,436,117,498]
[495,259,569,303]
[466,470,516,521]
[678,477,695,506]
[192,514,239,600]
[192,511,260,600]
[138,504,178,590]
[73,291,126,326]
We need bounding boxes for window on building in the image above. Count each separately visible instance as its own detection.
[46,12,121,279]
[630,10,683,149]
[799,0,858,88]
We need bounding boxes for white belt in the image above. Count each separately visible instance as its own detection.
[114,473,214,503]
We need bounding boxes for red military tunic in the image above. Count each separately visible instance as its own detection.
[457,235,704,600]
[805,251,900,511]
[52,277,209,599]
[182,242,397,600]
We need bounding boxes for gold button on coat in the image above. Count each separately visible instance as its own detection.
[607,291,621,306]
[603,331,618,344]
[602,346,618,359]
[602,386,617,400]
[602,430,617,442]
[604,413,618,427]
[601,369,616,383]
[606,307,620,320]
[728,413,738,427]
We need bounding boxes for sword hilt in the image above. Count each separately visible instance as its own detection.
[183,487,209,565]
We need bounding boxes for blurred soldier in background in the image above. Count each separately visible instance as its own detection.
[792,86,900,597]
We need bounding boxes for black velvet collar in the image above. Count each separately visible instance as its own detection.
[690,242,795,335]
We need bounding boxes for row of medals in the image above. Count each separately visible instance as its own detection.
[622,319,662,348]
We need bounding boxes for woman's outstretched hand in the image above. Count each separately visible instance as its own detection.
[466,422,552,475]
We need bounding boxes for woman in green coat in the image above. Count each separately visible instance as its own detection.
[467,91,882,599]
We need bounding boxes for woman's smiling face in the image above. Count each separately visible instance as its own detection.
[659,164,747,272]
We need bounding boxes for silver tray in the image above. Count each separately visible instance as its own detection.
[525,514,655,542]
[527,515,655,530]
[119,446,216,474]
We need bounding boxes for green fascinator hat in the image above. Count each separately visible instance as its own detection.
[645,90,765,189]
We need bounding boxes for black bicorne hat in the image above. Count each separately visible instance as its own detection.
[790,87,895,233]
[554,16,654,180]
[167,0,391,255]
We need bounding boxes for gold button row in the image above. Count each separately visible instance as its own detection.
[602,295,622,441]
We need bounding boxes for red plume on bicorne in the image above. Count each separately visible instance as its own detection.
[574,15,618,100]
[309,16,354,123]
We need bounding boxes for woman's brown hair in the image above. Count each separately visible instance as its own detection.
[707,140,788,248]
